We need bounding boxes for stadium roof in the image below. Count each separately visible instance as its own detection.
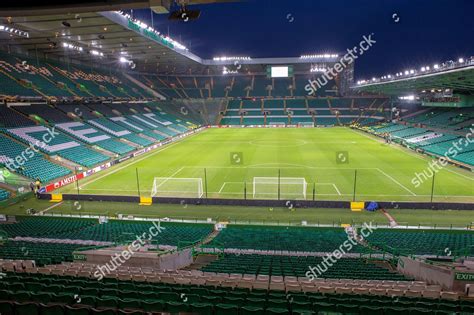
[353,65,474,96]
[0,9,345,75]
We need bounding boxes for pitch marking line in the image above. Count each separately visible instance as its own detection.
[332,184,342,196]
[154,167,185,190]
[314,183,342,196]
[78,137,191,190]
[376,168,417,196]
[352,128,473,181]
[38,201,63,215]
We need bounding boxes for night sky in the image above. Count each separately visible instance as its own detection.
[132,0,474,80]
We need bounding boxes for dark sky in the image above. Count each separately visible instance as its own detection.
[132,0,474,80]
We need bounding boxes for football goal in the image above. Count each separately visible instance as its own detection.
[151,177,203,198]
[253,177,307,200]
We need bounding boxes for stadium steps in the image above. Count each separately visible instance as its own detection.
[183,254,219,270]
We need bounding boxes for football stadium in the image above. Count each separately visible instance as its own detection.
[0,0,473,314]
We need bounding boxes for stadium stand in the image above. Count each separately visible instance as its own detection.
[0,133,71,182]
[201,254,410,280]
[367,229,474,256]
[363,107,474,167]
[206,226,368,252]
[0,216,214,246]
[0,188,10,201]
[0,241,91,266]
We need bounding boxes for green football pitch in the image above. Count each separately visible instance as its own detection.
[57,127,474,203]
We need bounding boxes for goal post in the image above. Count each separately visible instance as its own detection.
[253,177,307,200]
[151,177,203,198]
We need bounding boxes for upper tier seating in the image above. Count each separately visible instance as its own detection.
[12,104,71,123]
[0,51,148,99]
[0,51,72,97]
[58,104,98,120]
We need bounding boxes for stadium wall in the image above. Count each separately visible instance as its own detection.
[39,194,474,210]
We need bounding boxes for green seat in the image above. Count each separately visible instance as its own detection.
[54,293,75,305]
[336,304,358,314]
[75,296,96,307]
[190,303,213,315]
[313,302,335,312]
[95,297,118,309]
[64,305,90,315]
[241,306,265,314]
[360,305,383,315]
[39,304,65,315]
[118,299,141,310]
[32,292,53,304]
[385,307,406,315]
[409,308,432,314]
[266,307,289,314]
[117,310,146,315]
[246,298,266,307]
[0,301,14,315]
[215,303,239,315]
[141,300,164,313]
[90,309,115,315]
[268,299,287,308]
[291,301,312,311]
[165,301,188,313]
[14,302,40,315]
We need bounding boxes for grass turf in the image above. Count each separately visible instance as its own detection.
[1,198,473,228]
[56,127,473,203]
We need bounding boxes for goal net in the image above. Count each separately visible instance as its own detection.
[151,177,203,198]
[253,177,307,200]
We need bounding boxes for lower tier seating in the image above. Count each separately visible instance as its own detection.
[0,272,471,315]
[0,241,91,266]
[0,217,214,246]
[0,134,71,182]
[207,226,368,253]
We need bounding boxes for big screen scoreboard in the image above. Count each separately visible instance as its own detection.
[266,65,294,78]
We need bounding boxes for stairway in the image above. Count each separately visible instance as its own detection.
[183,254,219,270]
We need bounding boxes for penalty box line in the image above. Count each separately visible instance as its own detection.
[217,181,342,196]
